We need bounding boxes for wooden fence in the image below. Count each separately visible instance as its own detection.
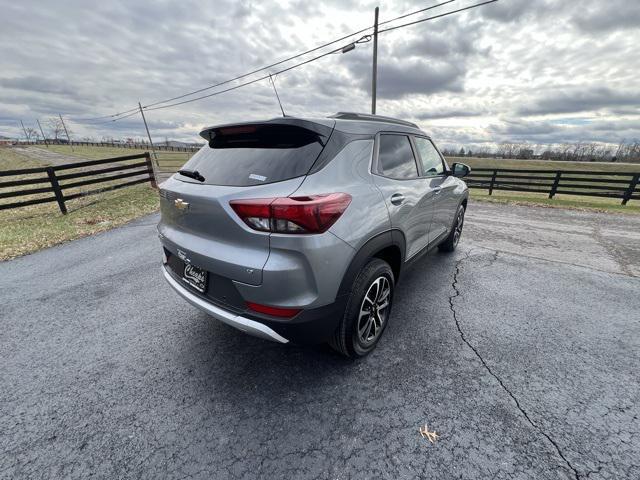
[12,140,201,152]
[466,168,640,205]
[0,152,156,214]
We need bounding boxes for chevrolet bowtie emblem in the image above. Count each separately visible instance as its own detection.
[174,198,189,210]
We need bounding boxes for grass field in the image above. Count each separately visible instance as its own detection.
[45,144,191,174]
[2,145,638,261]
[448,156,640,173]
[46,144,136,159]
[0,146,159,260]
[470,190,640,214]
[446,156,640,213]
[0,147,48,170]
[47,147,640,213]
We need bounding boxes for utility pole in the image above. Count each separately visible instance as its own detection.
[37,119,49,148]
[19,120,29,144]
[59,114,73,151]
[371,6,379,115]
[138,102,159,178]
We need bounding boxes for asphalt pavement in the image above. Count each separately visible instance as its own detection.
[1,201,639,479]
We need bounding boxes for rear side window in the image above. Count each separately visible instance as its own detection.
[377,134,419,179]
[414,137,444,176]
[178,125,324,186]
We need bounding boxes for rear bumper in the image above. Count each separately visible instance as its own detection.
[162,264,347,345]
[162,266,289,344]
[158,221,355,310]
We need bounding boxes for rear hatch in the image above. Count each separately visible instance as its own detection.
[158,119,335,286]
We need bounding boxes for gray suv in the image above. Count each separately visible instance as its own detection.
[158,112,470,357]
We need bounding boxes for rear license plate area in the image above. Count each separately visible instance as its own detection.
[182,262,208,293]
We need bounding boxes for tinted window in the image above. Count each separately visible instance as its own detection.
[178,125,324,186]
[377,135,418,179]
[414,137,444,176]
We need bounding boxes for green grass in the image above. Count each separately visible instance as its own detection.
[471,190,640,214]
[448,156,640,173]
[0,147,51,170]
[0,146,159,261]
[2,145,636,262]
[449,156,640,213]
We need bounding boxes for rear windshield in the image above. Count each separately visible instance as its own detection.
[177,124,325,186]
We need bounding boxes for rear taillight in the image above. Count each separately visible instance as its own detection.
[230,193,351,234]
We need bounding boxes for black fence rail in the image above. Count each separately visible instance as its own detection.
[11,141,201,152]
[466,168,640,205]
[0,152,156,214]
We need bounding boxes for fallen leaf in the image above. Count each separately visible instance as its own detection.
[419,424,439,444]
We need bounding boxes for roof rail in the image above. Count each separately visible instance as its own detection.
[329,112,419,129]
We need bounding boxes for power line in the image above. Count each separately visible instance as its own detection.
[378,0,498,34]
[108,110,141,122]
[66,0,458,122]
[66,0,497,122]
[76,109,140,125]
[145,35,372,111]
[71,106,140,122]
[141,0,458,110]
[146,0,496,112]
[381,0,456,24]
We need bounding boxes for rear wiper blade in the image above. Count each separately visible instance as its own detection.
[178,169,205,182]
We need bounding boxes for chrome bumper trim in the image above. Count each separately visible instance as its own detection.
[162,267,289,344]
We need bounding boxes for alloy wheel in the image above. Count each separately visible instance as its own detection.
[357,276,391,346]
[453,209,465,246]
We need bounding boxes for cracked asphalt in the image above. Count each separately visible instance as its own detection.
[1,201,639,479]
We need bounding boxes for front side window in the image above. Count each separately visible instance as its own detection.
[377,134,419,179]
[414,137,444,176]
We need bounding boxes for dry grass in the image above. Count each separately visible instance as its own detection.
[45,144,191,173]
[451,156,640,213]
[448,156,640,173]
[3,146,637,262]
[0,146,159,261]
[471,190,640,214]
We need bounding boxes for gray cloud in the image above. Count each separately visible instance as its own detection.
[518,87,640,116]
[574,0,640,32]
[0,0,638,147]
[480,0,535,23]
[413,109,483,120]
[0,76,79,97]
[373,60,465,98]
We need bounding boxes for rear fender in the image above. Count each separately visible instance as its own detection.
[337,230,406,297]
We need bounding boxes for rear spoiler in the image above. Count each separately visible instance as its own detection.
[199,117,335,144]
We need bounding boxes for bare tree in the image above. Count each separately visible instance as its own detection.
[47,117,65,141]
[24,127,40,142]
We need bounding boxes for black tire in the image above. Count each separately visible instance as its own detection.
[438,204,466,253]
[329,258,394,358]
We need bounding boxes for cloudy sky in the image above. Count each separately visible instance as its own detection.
[1,0,639,148]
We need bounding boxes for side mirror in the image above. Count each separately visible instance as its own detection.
[451,162,471,178]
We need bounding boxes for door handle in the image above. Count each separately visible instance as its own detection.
[390,193,405,205]
[433,187,442,195]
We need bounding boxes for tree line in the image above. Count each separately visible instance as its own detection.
[442,140,640,163]
[21,117,71,142]
[18,124,640,164]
